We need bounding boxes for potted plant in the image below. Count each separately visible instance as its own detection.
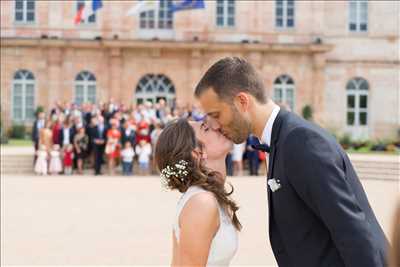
[339,134,352,150]
[10,124,26,140]
[302,105,313,121]
[0,115,8,144]
[371,140,387,152]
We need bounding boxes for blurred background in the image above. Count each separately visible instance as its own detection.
[1,0,399,141]
[0,0,399,265]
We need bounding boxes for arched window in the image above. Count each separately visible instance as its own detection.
[135,74,176,106]
[75,71,96,105]
[12,70,35,122]
[273,75,295,111]
[346,77,369,126]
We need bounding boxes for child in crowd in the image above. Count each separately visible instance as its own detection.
[63,144,74,175]
[34,145,48,175]
[135,139,152,175]
[49,144,62,175]
[121,141,135,176]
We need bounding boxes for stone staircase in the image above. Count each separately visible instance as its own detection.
[1,147,35,174]
[1,146,399,181]
[1,154,34,174]
[349,154,399,181]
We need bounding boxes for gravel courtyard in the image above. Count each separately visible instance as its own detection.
[1,174,399,266]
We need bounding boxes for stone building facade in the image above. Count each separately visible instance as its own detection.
[1,0,399,139]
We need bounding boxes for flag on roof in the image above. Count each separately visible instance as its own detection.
[169,0,205,13]
[126,0,158,16]
[74,0,103,24]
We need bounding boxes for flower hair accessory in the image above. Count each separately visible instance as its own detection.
[160,160,189,183]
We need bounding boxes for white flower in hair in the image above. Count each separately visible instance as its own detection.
[160,160,189,183]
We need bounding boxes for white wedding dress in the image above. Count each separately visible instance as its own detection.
[173,186,238,266]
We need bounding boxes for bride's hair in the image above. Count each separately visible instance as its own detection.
[155,118,242,231]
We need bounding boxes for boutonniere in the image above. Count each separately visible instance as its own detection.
[268,178,282,192]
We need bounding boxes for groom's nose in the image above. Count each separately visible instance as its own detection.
[207,116,221,131]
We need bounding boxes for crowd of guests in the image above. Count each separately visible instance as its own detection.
[31,99,266,176]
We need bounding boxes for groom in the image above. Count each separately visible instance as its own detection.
[194,57,388,266]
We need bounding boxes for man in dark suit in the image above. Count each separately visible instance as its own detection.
[31,111,46,163]
[194,57,388,267]
[59,120,76,149]
[91,116,107,175]
[31,111,46,151]
[246,134,261,176]
[86,115,98,167]
[121,120,136,147]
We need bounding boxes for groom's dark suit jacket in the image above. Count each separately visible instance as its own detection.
[265,109,388,267]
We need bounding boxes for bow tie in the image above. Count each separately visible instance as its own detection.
[251,144,271,153]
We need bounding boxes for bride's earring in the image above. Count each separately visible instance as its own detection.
[201,151,207,161]
[191,150,200,160]
[192,149,207,161]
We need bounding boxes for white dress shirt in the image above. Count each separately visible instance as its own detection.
[261,105,281,146]
[121,147,135,163]
[135,143,152,164]
[63,128,70,146]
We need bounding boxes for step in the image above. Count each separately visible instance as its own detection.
[357,173,399,181]
[1,152,399,179]
[352,162,399,170]
[354,167,399,175]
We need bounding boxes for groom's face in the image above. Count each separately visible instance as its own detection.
[197,88,251,144]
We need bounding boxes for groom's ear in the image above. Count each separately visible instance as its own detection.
[233,92,251,112]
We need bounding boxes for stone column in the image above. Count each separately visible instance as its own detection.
[46,47,62,108]
[247,51,263,70]
[261,52,273,98]
[108,48,122,103]
[0,51,11,129]
[187,49,203,107]
[312,53,326,125]
[62,48,74,102]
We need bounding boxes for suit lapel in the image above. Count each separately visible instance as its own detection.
[267,143,275,223]
[267,109,287,181]
[267,146,276,180]
[266,109,288,221]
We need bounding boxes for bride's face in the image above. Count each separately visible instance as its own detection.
[190,121,233,161]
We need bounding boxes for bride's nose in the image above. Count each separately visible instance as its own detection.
[207,117,221,131]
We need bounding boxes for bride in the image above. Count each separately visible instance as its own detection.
[155,118,241,266]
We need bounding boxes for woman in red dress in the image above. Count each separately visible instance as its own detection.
[52,115,63,146]
[105,118,121,175]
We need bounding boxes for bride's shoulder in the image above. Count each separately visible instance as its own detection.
[179,188,219,227]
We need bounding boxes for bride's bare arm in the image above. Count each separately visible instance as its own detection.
[176,192,219,267]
